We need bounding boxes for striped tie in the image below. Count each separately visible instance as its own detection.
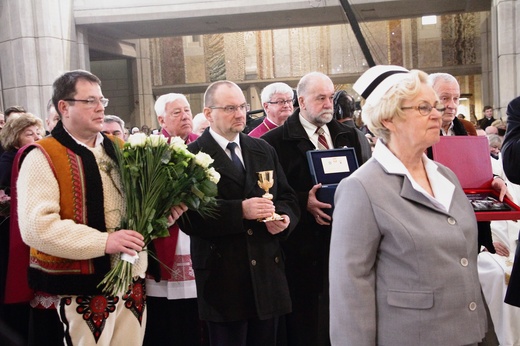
[316,127,329,150]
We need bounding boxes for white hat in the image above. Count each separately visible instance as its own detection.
[353,65,410,108]
[131,126,140,134]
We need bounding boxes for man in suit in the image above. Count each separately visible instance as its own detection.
[262,72,362,345]
[429,72,507,346]
[501,95,520,307]
[479,105,495,131]
[429,72,508,253]
[178,80,300,346]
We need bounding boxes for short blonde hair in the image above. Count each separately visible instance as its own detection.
[0,112,43,151]
[361,69,429,143]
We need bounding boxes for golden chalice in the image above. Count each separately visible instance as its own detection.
[257,170,284,222]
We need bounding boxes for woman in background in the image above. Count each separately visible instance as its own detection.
[0,113,43,345]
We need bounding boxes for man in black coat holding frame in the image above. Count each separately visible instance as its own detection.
[262,71,362,346]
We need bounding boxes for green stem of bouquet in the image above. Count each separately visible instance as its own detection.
[98,257,133,296]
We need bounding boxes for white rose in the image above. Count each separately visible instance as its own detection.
[169,136,188,151]
[194,152,214,168]
[206,167,221,184]
[147,134,167,147]
[127,133,147,147]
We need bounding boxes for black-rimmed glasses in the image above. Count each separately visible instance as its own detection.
[401,102,445,116]
[63,98,109,108]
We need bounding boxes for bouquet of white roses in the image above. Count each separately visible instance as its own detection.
[98,133,220,296]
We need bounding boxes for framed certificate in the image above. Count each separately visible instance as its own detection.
[306,147,359,216]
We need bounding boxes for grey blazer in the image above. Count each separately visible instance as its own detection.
[329,158,487,346]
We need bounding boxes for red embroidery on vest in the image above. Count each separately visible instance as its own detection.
[66,148,87,225]
[27,140,97,278]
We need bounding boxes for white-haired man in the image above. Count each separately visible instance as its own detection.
[249,82,294,138]
[144,93,203,345]
[155,93,198,144]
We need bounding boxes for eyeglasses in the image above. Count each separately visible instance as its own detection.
[401,102,445,116]
[63,98,109,108]
[209,103,250,114]
[267,99,293,106]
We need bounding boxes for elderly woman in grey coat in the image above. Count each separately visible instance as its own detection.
[329,65,487,346]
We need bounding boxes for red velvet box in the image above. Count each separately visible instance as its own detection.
[431,136,520,221]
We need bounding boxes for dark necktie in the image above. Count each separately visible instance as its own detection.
[316,127,329,150]
[227,142,245,172]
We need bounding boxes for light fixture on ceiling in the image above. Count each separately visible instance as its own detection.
[421,16,437,25]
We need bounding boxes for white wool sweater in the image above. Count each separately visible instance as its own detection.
[17,144,147,278]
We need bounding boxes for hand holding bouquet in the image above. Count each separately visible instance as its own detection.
[98,133,219,296]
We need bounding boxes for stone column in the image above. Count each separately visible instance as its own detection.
[493,0,520,118]
[0,0,88,120]
[131,39,156,129]
[480,13,493,109]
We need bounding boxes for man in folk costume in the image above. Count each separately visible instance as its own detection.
[16,70,149,345]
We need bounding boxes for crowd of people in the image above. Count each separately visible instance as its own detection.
[0,65,519,346]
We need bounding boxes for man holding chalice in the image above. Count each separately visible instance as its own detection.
[178,80,300,346]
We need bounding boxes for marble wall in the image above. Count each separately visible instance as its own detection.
[149,12,487,119]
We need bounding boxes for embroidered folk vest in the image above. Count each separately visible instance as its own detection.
[22,135,114,295]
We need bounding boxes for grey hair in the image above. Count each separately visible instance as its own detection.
[260,82,294,104]
[104,114,125,130]
[487,134,502,148]
[154,93,189,117]
[297,72,331,98]
[427,73,458,90]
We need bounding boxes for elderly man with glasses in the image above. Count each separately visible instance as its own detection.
[249,82,294,138]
